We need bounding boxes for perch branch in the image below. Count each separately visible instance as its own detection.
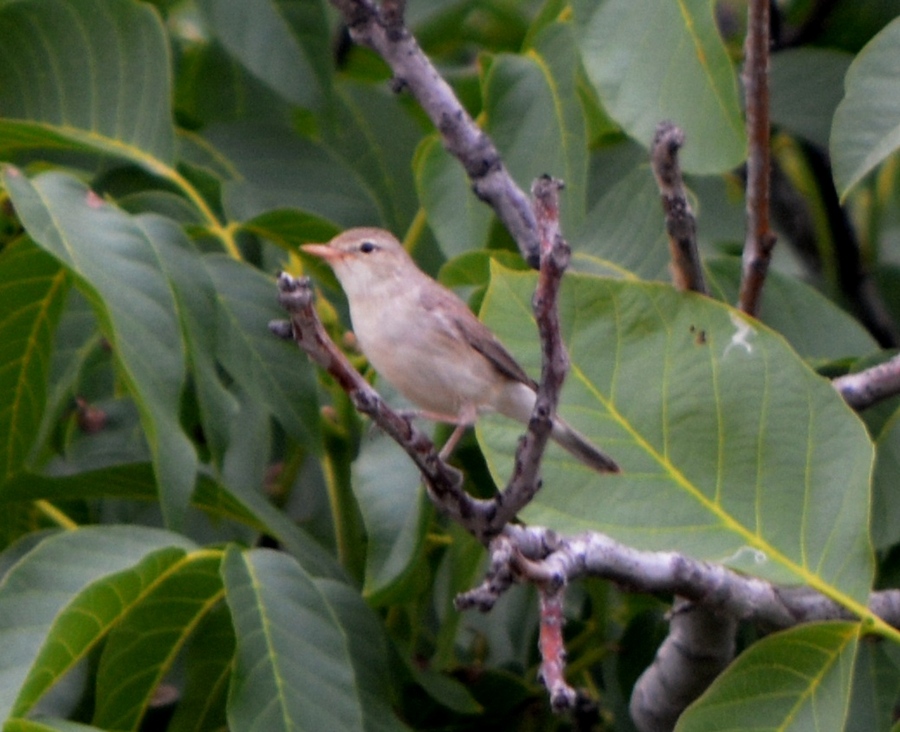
[834,353,900,410]
[737,0,777,317]
[328,0,540,266]
[651,122,708,295]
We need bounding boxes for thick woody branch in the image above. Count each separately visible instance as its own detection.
[456,523,900,723]
[738,0,777,317]
[834,353,900,410]
[328,0,540,266]
[651,122,708,295]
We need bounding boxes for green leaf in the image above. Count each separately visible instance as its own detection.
[352,431,431,605]
[92,552,224,730]
[0,239,68,481]
[0,0,175,169]
[574,0,745,174]
[415,135,493,259]
[3,170,198,528]
[570,166,669,281]
[195,0,331,112]
[202,255,321,449]
[0,526,196,720]
[478,266,874,607]
[5,720,107,732]
[676,622,859,731]
[770,49,853,149]
[705,257,878,362]
[222,547,407,732]
[204,122,383,228]
[845,638,900,732]
[831,16,900,198]
[167,603,234,732]
[873,409,900,550]
[484,22,588,232]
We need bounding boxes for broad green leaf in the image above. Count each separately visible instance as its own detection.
[328,80,423,234]
[484,22,588,232]
[204,122,383,228]
[0,526,196,720]
[570,166,669,281]
[478,266,874,606]
[202,255,320,449]
[167,603,234,732]
[195,0,331,112]
[574,0,745,174]
[242,210,339,254]
[845,638,900,732]
[705,257,878,362]
[831,17,900,198]
[0,0,175,169]
[676,622,859,731]
[222,547,406,732]
[415,135,493,259]
[0,239,67,481]
[770,49,853,149]
[873,410,900,550]
[352,431,431,605]
[3,170,198,528]
[93,552,224,730]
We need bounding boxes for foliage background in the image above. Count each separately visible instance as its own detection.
[1,0,900,729]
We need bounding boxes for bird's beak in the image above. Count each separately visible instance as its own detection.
[301,243,340,261]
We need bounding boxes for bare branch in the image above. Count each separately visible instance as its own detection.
[630,599,737,732]
[537,587,579,712]
[328,0,540,266]
[491,176,571,527]
[651,121,708,295]
[834,353,900,410]
[738,0,777,317]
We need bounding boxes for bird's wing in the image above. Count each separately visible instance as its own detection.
[419,286,536,388]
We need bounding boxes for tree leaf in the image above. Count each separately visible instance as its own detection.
[574,0,745,174]
[202,255,321,449]
[352,431,431,605]
[484,21,588,232]
[831,16,900,199]
[676,622,859,731]
[0,0,175,169]
[3,170,198,528]
[770,48,853,149]
[0,526,196,720]
[478,266,874,607]
[845,637,900,732]
[195,0,331,112]
[92,552,224,730]
[221,547,407,731]
[204,122,383,228]
[0,239,68,481]
[705,257,878,362]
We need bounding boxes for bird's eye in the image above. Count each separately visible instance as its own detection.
[359,241,377,254]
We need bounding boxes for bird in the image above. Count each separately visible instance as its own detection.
[301,227,620,473]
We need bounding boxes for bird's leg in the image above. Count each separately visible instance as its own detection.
[389,406,477,462]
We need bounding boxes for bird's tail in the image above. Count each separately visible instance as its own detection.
[551,418,620,474]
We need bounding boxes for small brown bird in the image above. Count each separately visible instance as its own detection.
[302,228,619,473]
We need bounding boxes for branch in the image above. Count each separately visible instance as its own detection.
[737,0,777,317]
[490,176,571,528]
[834,353,900,410]
[328,0,540,266]
[455,523,900,726]
[651,122,708,295]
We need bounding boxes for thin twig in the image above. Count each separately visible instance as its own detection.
[737,0,777,316]
[651,122,708,295]
[491,176,571,527]
[328,0,540,266]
